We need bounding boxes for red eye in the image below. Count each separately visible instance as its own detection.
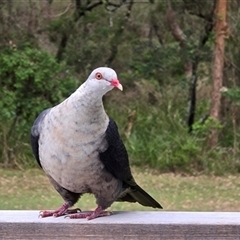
[95,72,103,80]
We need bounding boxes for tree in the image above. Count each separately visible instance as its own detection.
[208,0,228,147]
[166,0,215,133]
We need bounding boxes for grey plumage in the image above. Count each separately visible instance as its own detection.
[31,67,162,220]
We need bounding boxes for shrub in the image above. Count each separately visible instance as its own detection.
[0,44,76,167]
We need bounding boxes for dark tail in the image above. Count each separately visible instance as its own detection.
[130,184,163,209]
[118,184,163,209]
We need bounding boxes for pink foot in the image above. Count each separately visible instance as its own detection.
[39,203,81,218]
[66,206,112,220]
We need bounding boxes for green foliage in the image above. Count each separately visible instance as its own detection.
[124,107,207,173]
[106,80,239,175]
[0,1,239,175]
[192,117,223,136]
[222,87,240,105]
[128,41,183,85]
[0,45,76,167]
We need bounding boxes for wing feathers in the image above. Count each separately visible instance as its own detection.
[30,108,51,168]
[99,118,162,209]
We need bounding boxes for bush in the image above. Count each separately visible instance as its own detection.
[0,44,76,167]
[106,79,239,175]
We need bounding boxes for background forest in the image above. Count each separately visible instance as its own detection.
[0,0,238,175]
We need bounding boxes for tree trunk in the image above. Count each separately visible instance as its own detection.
[167,0,216,133]
[208,0,227,147]
[166,1,196,132]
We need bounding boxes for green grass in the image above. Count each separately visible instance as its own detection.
[1,167,240,212]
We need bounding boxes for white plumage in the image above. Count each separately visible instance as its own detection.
[31,67,161,220]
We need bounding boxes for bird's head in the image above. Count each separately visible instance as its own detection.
[85,67,123,95]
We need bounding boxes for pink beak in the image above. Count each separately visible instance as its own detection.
[110,79,123,91]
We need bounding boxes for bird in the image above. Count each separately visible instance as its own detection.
[30,67,162,220]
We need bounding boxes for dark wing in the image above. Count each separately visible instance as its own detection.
[30,109,51,168]
[99,118,162,209]
[99,118,132,182]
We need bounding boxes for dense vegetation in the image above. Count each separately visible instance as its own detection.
[0,0,240,174]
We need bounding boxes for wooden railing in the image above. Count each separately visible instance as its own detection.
[1,211,240,239]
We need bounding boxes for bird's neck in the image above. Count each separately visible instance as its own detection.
[48,83,109,141]
[75,85,105,109]
[62,85,108,124]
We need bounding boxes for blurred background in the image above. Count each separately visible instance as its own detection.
[0,0,239,176]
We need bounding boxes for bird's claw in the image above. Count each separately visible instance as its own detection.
[38,210,54,218]
[64,210,113,220]
[39,207,81,218]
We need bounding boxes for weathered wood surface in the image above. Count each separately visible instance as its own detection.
[1,211,240,240]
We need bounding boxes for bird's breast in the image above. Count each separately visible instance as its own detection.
[38,108,110,193]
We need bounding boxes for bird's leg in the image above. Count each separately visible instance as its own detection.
[66,206,112,220]
[39,202,81,218]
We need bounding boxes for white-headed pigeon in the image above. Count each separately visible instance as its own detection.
[30,67,162,220]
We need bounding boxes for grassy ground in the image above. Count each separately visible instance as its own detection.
[1,167,240,212]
